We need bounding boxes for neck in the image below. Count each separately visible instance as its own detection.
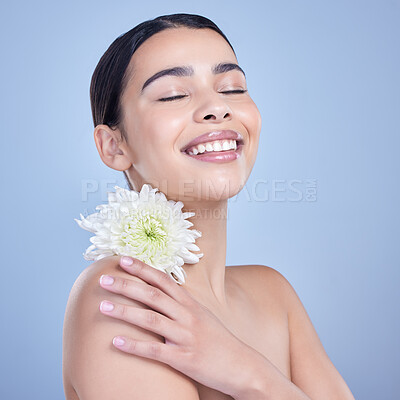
[181,199,228,308]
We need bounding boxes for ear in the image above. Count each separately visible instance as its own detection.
[93,125,132,171]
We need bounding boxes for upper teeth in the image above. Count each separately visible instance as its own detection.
[187,139,237,155]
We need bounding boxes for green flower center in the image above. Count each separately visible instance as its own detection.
[122,212,168,255]
[141,218,166,242]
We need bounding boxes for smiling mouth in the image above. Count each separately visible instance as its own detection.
[181,138,244,163]
[182,138,244,156]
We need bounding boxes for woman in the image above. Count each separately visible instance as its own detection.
[63,13,355,400]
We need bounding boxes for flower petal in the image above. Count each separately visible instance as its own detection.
[75,183,202,277]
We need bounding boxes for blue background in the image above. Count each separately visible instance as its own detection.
[1,1,399,398]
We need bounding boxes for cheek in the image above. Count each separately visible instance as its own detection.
[132,108,187,187]
[234,100,262,158]
[237,101,262,139]
[141,108,186,148]
[234,101,262,177]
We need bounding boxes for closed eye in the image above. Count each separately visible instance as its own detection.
[158,89,248,102]
[158,94,188,102]
[220,89,248,95]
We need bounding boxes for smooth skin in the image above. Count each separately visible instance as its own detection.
[63,27,356,399]
[97,255,294,399]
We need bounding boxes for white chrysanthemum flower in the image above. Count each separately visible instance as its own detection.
[74,184,203,285]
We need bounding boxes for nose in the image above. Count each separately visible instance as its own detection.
[193,93,233,123]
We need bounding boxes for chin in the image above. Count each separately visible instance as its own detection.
[178,172,248,202]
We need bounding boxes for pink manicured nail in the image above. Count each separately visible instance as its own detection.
[100,275,114,285]
[113,336,126,346]
[100,300,114,312]
[121,256,134,266]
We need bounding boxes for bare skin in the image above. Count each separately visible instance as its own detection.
[63,255,354,399]
[63,26,355,399]
[63,257,291,400]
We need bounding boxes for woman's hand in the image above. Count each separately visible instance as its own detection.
[98,255,268,399]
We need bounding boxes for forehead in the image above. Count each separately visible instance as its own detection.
[127,27,237,85]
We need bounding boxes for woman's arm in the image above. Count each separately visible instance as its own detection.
[254,266,356,400]
[62,257,200,400]
[95,256,294,400]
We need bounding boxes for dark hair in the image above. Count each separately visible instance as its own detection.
[90,13,236,190]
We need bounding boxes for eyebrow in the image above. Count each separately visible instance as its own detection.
[141,62,246,93]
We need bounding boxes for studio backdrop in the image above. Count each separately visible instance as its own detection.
[0,1,399,399]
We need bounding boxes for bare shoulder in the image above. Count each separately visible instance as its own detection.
[226,263,288,285]
[227,264,355,399]
[226,263,291,309]
[63,256,199,400]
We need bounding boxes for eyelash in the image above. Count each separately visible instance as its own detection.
[158,89,248,102]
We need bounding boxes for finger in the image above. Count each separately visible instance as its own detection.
[119,256,193,305]
[99,275,185,321]
[99,300,185,342]
[112,335,176,365]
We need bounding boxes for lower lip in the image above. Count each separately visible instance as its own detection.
[183,144,243,163]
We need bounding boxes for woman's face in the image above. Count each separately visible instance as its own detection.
[119,27,262,202]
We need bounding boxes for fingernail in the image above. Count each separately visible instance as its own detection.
[100,275,114,285]
[121,256,134,266]
[100,300,114,312]
[113,336,126,346]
